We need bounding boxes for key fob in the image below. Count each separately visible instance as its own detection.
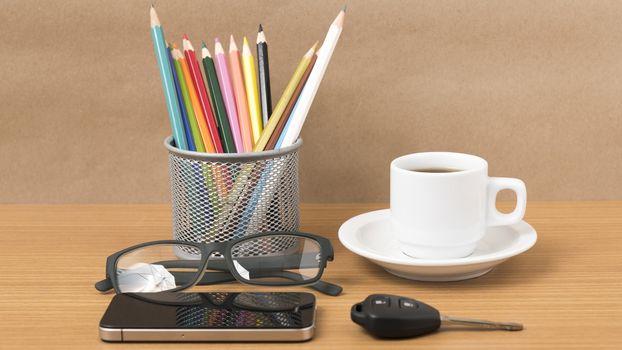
[351,294,441,338]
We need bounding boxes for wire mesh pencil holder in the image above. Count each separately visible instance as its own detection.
[164,137,301,258]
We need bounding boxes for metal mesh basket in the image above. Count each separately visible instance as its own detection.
[164,137,301,252]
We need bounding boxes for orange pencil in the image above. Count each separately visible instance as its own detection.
[175,44,216,152]
[228,35,253,152]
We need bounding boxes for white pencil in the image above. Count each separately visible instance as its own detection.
[277,7,345,148]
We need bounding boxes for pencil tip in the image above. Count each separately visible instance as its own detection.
[201,41,207,48]
[342,4,347,12]
[149,4,160,26]
[215,37,220,43]
[258,24,263,32]
[332,7,346,27]
[229,34,238,51]
[307,42,319,56]
[243,36,249,46]
[183,37,194,51]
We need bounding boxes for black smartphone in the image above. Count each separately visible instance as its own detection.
[99,292,316,342]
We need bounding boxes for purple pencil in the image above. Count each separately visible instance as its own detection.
[214,38,244,152]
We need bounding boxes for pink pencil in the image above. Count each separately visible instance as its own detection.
[214,38,243,152]
[228,35,253,152]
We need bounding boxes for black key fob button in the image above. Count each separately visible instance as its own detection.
[399,299,417,309]
[372,297,390,307]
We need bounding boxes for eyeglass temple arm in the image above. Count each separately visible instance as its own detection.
[193,270,342,296]
[155,252,324,271]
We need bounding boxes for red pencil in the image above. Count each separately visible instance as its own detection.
[182,35,223,153]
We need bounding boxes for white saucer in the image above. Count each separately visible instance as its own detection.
[338,209,537,282]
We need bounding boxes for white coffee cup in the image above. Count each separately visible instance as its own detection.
[390,152,527,259]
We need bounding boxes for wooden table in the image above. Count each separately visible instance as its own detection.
[0,202,620,349]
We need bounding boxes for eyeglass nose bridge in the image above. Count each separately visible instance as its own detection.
[200,242,231,271]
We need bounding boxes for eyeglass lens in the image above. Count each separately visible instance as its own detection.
[230,235,322,284]
[115,243,202,293]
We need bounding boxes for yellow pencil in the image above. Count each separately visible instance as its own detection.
[253,42,317,151]
[241,37,263,145]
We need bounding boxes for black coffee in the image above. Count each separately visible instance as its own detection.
[409,167,462,173]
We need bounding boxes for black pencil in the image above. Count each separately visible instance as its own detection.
[256,24,272,127]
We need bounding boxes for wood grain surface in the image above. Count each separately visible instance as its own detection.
[0,202,621,349]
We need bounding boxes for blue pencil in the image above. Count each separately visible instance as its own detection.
[150,6,188,150]
[168,46,196,151]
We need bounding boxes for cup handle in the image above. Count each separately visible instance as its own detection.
[486,177,527,227]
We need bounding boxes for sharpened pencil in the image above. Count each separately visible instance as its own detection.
[214,39,244,152]
[229,35,254,152]
[149,6,187,150]
[257,24,272,127]
[242,37,263,144]
[201,44,237,153]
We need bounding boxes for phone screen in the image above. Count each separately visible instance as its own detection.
[100,292,315,329]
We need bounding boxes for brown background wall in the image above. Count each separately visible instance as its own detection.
[1,0,620,203]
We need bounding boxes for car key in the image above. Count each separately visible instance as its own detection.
[351,294,523,338]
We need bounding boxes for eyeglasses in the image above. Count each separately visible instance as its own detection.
[95,232,342,296]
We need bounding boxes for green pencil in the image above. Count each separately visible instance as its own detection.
[201,43,236,153]
[171,47,205,152]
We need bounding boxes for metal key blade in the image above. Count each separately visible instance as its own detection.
[440,314,523,331]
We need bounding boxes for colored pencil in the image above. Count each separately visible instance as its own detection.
[214,39,244,152]
[171,47,205,152]
[201,44,237,153]
[228,35,253,152]
[176,46,216,152]
[149,6,187,150]
[182,35,223,153]
[265,53,317,150]
[278,8,346,148]
[242,37,263,145]
[167,45,196,152]
[253,43,317,152]
[256,24,272,127]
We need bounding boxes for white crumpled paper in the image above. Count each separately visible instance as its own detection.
[116,263,176,292]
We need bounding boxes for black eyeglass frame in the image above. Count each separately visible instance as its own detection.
[95,231,339,296]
